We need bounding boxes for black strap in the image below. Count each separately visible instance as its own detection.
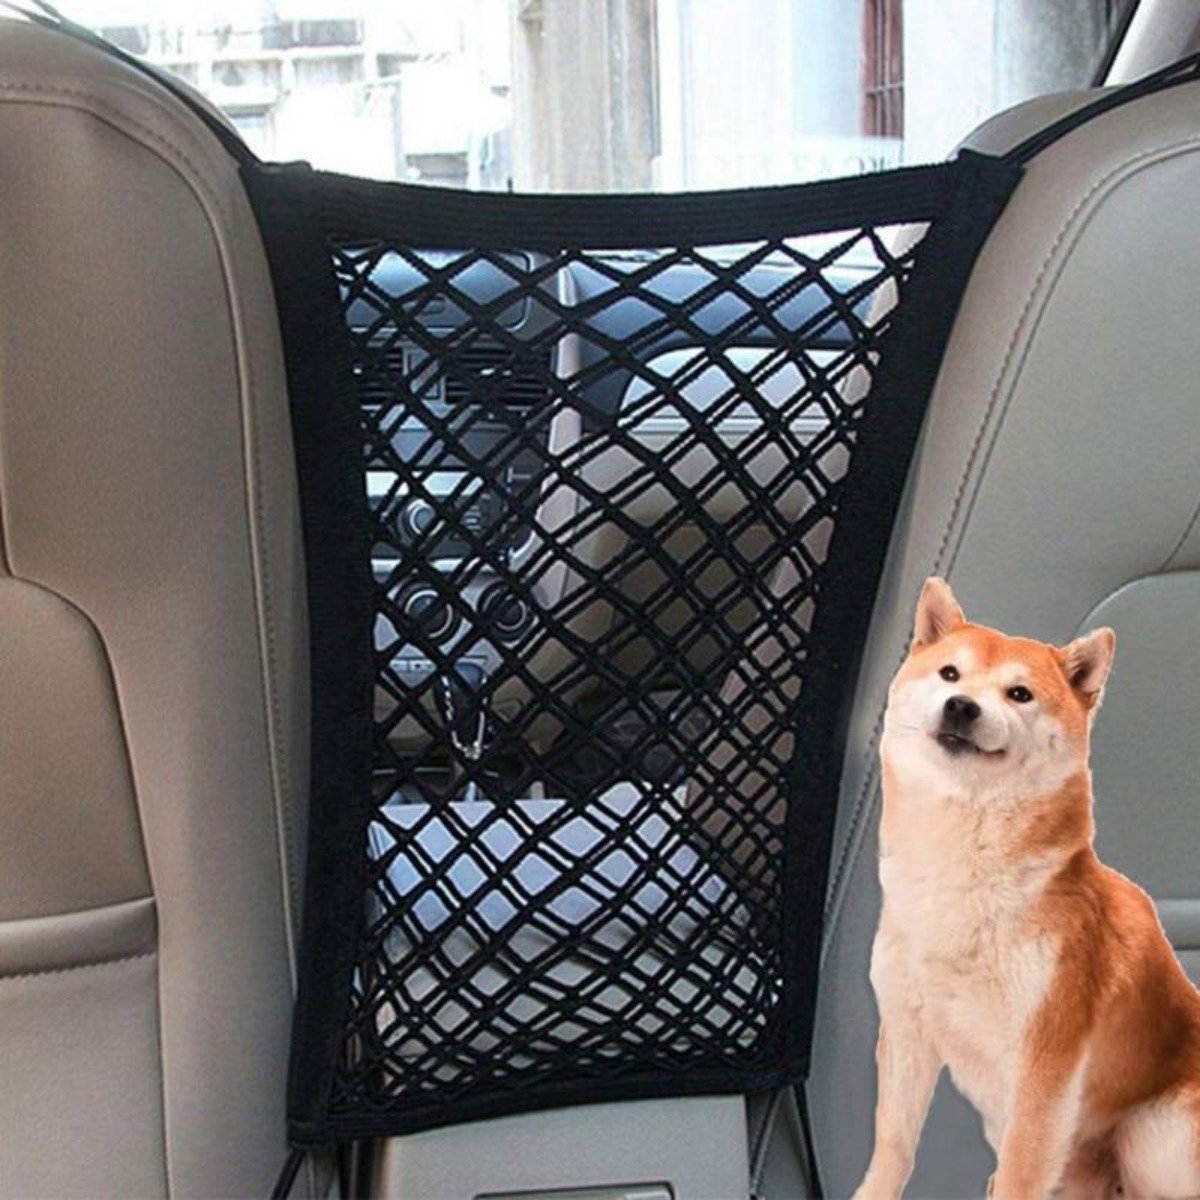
[1004,50,1200,165]
[0,0,258,165]
[270,1147,306,1200]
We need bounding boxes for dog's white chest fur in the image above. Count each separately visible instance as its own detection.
[873,804,1061,1145]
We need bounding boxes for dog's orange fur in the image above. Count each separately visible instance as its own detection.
[854,578,1200,1199]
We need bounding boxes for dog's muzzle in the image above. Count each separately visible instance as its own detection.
[937,694,988,755]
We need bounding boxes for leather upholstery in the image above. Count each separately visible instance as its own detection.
[809,84,1200,1195]
[0,18,308,1197]
[4,17,1197,1198]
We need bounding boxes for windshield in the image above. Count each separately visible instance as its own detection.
[68,0,1136,190]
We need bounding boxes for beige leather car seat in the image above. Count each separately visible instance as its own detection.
[4,14,1198,1199]
[0,18,310,1197]
[809,80,1200,1195]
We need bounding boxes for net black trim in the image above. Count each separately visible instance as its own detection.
[244,148,1022,1144]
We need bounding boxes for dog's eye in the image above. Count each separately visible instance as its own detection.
[939,665,959,682]
[1007,685,1033,703]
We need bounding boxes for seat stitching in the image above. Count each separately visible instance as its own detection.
[0,81,282,1196]
[0,949,155,984]
[822,133,1200,950]
[0,80,231,223]
[239,326,301,983]
[1155,489,1200,573]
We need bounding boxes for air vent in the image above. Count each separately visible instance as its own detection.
[445,344,550,407]
[356,341,552,410]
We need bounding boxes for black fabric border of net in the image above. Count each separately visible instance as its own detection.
[243,150,1024,1145]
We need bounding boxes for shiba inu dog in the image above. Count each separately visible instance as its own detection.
[854,578,1200,1199]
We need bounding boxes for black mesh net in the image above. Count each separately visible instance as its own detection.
[243,152,1024,1141]
[347,229,909,1109]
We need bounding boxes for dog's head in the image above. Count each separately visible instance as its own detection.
[881,577,1115,799]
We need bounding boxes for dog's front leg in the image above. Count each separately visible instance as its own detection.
[990,1047,1086,1200]
[852,1009,942,1199]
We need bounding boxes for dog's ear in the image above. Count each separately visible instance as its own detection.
[1060,627,1116,709]
[913,576,966,648]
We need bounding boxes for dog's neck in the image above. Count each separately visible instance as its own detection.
[878,755,1096,879]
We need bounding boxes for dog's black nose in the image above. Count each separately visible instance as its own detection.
[943,694,981,724]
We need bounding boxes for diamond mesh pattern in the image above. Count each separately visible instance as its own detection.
[237,145,1027,1140]
[332,228,917,1118]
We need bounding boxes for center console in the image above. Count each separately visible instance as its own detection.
[349,251,583,782]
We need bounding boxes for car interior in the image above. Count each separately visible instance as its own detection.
[0,1,1197,1197]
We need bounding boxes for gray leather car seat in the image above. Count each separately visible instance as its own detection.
[809,82,1200,1196]
[0,18,310,1198]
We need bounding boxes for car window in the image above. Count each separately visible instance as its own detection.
[70,0,1136,189]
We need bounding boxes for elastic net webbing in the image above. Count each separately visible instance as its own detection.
[244,152,1022,1142]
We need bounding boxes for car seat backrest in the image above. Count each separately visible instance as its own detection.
[0,18,309,1197]
[809,81,1200,1195]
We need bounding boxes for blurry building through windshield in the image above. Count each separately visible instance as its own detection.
[76,0,1129,191]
